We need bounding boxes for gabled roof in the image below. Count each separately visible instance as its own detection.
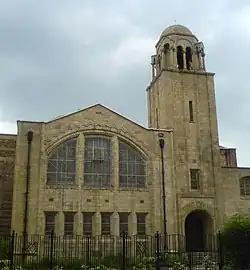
[46,103,148,130]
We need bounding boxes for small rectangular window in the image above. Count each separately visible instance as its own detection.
[45,212,56,234]
[64,212,75,236]
[101,213,111,235]
[119,213,129,235]
[189,101,194,122]
[137,213,147,235]
[190,169,200,190]
[83,213,93,236]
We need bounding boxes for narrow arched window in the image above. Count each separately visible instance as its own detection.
[84,136,112,187]
[158,54,161,70]
[119,141,146,188]
[163,43,170,68]
[163,43,170,52]
[240,177,250,196]
[177,46,184,69]
[47,138,77,185]
[186,47,192,70]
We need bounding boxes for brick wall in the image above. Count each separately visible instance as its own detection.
[0,134,16,235]
[220,147,237,168]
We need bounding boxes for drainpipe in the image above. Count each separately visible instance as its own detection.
[22,130,33,261]
[159,138,167,250]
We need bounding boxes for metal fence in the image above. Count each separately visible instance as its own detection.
[0,231,222,270]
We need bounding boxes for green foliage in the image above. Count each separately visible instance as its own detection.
[0,238,10,260]
[222,214,250,269]
[0,253,191,270]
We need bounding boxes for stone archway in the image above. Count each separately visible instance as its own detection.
[185,210,213,252]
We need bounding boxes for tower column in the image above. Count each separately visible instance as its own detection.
[193,51,199,69]
[172,48,177,68]
[168,49,173,67]
[183,52,186,69]
[202,53,206,71]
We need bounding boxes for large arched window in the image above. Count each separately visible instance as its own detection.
[47,138,77,185]
[240,177,250,196]
[84,136,112,187]
[119,141,146,188]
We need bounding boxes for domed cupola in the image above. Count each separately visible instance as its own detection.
[151,24,206,79]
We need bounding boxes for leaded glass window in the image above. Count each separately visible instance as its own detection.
[47,139,77,185]
[45,212,56,234]
[101,212,111,235]
[84,136,112,187]
[137,213,146,235]
[119,141,146,188]
[240,177,250,196]
[64,212,75,236]
[119,212,129,235]
[83,212,93,236]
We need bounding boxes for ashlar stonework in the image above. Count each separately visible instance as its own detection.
[0,25,249,250]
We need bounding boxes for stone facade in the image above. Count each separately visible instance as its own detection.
[0,134,16,235]
[0,25,249,245]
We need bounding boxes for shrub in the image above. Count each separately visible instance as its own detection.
[0,237,10,260]
[222,214,250,269]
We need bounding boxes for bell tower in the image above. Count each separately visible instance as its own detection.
[147,25,223,231]
[148,24,209,130]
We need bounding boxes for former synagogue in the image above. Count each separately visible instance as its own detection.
[0,24,249,252]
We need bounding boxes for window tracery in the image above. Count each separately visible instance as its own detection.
[84,136,112,187]
[47,138,77,185]
[119,141,146,188]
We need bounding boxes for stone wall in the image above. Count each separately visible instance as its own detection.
[221,167,250,221]
[11,105,176,236]
[0,134,16,235]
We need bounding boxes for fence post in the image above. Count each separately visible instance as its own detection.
[122,231,126,270]
[49,230,54,270]
[156,231,160,270]
[9,230,15,270]
[86,236,90,266]
[218,231,224,270]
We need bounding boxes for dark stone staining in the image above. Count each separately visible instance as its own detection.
[0,161,15,235]
[0,137,16,235]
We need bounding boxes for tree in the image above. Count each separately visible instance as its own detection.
[222,214,250,269]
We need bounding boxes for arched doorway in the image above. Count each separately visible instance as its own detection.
[185,210,212,252]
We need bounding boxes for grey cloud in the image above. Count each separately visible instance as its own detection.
[0,0,250,166]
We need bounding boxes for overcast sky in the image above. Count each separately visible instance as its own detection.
[0,0,249,166]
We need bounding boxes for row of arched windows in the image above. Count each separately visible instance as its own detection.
[177,46,192,70]
[46,136,146,188]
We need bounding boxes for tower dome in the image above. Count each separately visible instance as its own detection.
[160,24,194,38]
[150,24,205,79]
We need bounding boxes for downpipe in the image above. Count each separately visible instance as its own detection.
[22,130,33,262]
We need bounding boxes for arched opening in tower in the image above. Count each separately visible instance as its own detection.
[177,46,184,69]
[186,47,192,70]
[185,210,213,252]
[163,43,170,68]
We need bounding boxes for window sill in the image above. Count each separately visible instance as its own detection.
[45,185,148,191]
[240,196,250,200]
[45,184,78,189]
[82,186,113,190]
[181,191,215,198]
[118,187,147,192]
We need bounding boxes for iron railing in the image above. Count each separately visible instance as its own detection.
[0,231,222,270]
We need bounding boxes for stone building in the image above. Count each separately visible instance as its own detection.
[0,24,250,251]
